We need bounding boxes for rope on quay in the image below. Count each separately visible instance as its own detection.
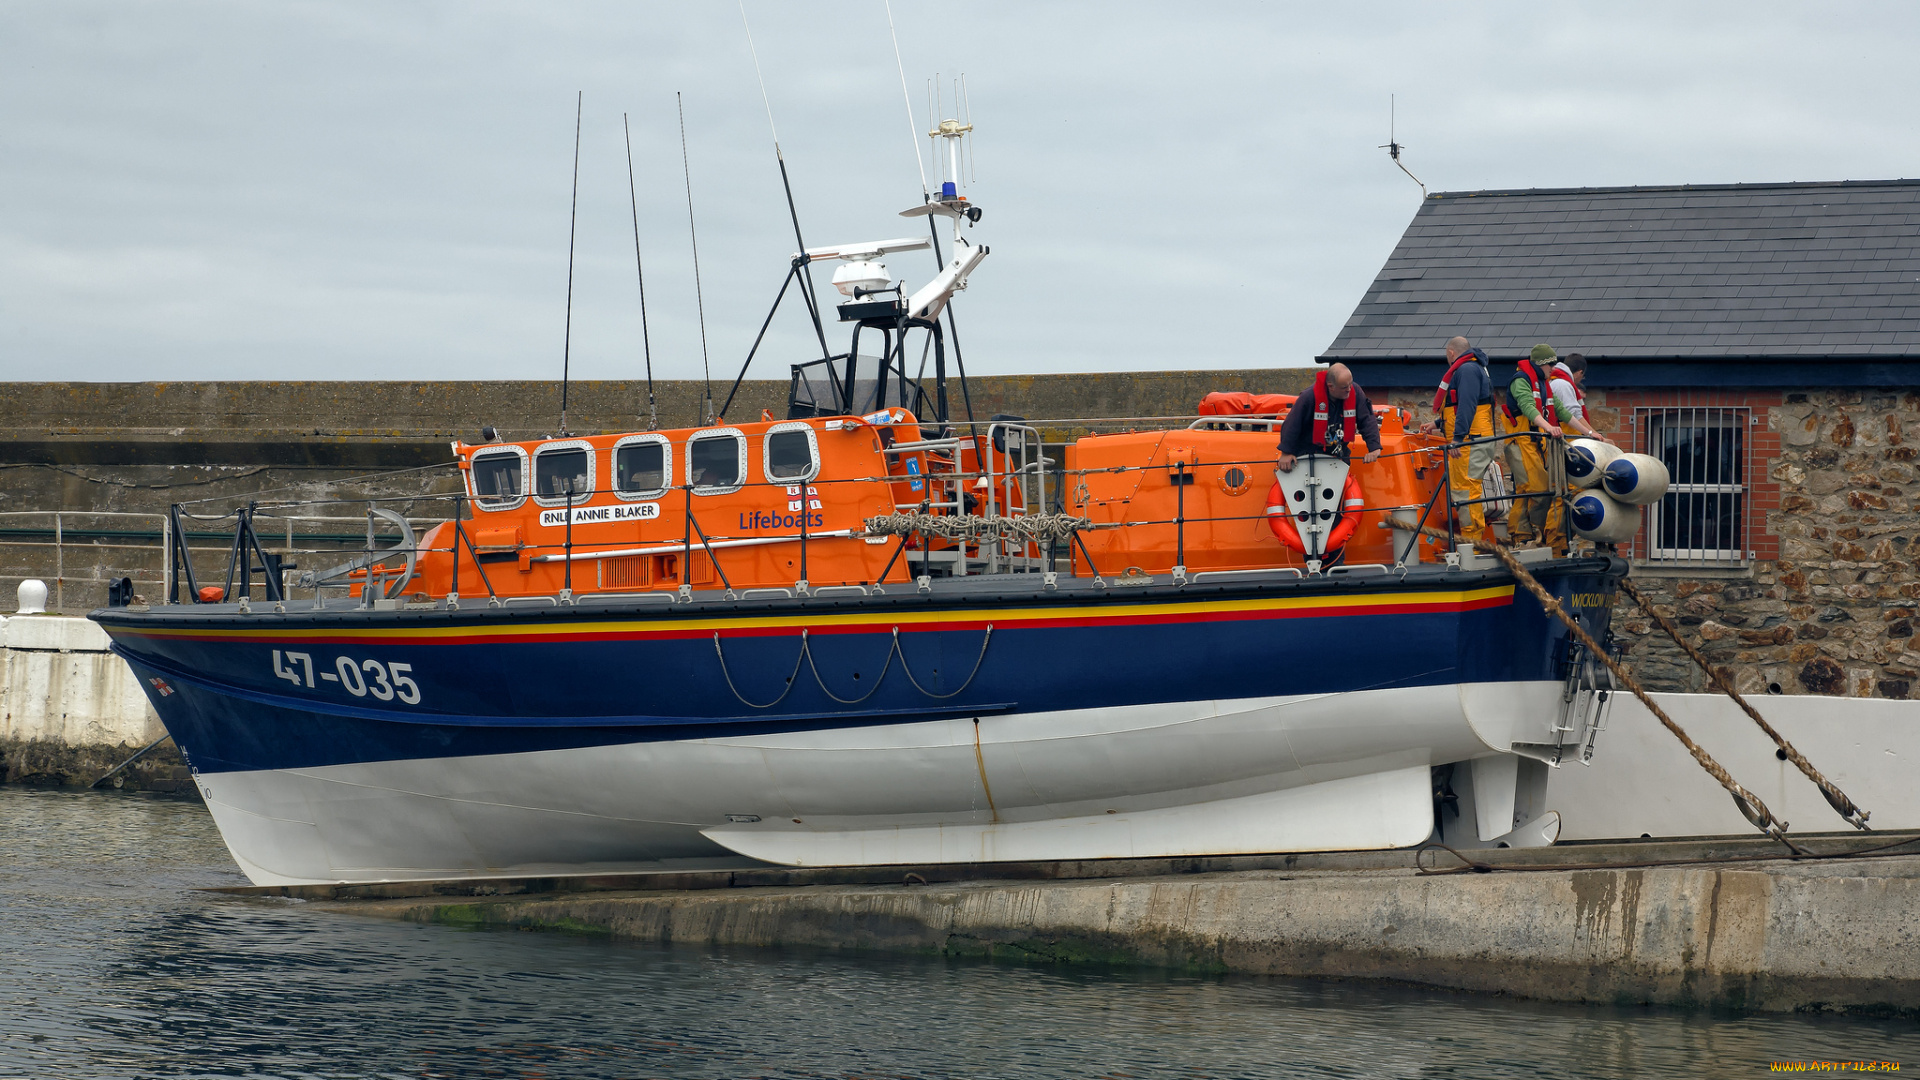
[1389,515,1808,854]
[1616,575,1871,830]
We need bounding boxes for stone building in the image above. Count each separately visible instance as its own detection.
[1319,179,1920,698]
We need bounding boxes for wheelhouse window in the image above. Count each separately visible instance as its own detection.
[687,429,745,493]
[533,440,595,507]
[470,448,526,510]
[1639,407,1749,564]
[614,435,670,499]
[764,423,819,482]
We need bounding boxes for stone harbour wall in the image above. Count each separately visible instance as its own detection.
[1614,390,1920,700]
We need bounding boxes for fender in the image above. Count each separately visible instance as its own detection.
[1266,473,1365,555]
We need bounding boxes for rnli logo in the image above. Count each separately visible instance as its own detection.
[148,677,174,697]
[743,487,823,530]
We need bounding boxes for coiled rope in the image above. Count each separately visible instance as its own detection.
[864,513,1093,547]
[1617,576,1870,830]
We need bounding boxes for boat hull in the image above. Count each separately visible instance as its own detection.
[97,560,1622,885]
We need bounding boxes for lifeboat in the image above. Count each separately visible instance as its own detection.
[90,110,1625,887]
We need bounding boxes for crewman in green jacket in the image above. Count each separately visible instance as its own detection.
[1499,344,1565,549]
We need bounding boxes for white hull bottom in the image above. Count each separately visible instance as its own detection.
[196,681,1565,886]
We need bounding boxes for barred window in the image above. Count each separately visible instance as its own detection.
[1638,407,1750,564]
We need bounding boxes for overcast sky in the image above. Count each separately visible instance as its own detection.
[5,2,1918,385]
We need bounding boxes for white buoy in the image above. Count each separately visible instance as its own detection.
[1564,439,1621,489]
[16,579,47,615]
[1569,490,1642,544]
[1601,452,1671,505]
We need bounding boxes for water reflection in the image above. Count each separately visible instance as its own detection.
[2,787,1913,1079]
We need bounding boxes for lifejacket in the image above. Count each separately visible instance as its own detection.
[1498,357,1553,426]
[1431,348,1487,411]
[1550,363,1587,425]
[1310,369,1357,450]
[1266,472,1365,556]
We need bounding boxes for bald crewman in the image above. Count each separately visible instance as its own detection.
[1277,362,1382,472]
[1429,336,1497,542]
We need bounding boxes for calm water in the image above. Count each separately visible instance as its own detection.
[1,787,1914,1078]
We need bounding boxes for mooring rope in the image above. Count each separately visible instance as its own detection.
[1616,576,1871,830]
[894,624,994,699]
[1390,516,1805,852]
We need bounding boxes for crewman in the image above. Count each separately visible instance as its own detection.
[1429,336,1497,542]
[1277,362,1382,472]
[1499,344,1565,547]
[1550,353,1610,442]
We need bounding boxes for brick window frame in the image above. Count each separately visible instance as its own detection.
[1601,389,1782,565]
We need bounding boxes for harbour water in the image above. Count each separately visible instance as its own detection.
[2,787,1913,1079]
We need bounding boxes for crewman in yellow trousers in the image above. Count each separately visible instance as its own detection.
[1428,336,1497,542]
[1500,343,1566,549]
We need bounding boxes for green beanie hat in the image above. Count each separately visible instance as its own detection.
[1530,343,1557,362]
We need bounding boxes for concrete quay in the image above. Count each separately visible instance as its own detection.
[0,614,189,792]
[265,837,1920,1016]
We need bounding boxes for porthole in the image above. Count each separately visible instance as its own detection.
[613,434,671,500]
[763,422,820,483]
[469,447,528,512]
[687,429,746,494]
[532,439,596,507]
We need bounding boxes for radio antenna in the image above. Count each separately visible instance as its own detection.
[737,0,833,375]
[885,0,930,198]
[1378,94,1426,198]
[623,113,657,431]
[559,90,582,437]
[677,92,714,425]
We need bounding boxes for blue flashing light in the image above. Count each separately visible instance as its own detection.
[942,181,957,198]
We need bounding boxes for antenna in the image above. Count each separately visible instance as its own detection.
[560,90,582,438]
[961,72,975,184]
[884,0,930,197]
[678,92,714,426]
[737,0,834,378]
[623,113,657,431]
[1378,94,1426,198]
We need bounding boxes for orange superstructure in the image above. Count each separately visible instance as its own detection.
[372,398,1449,605]
[1063,403,1445,576]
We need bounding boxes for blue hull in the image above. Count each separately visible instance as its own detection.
[97,560,1624,776]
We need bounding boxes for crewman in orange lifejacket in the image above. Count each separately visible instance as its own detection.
[1270,363,1377,564]
[1427,336,1496,542]
[1499,343,1566,548]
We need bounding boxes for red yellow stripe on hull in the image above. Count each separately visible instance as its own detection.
[110,585,1516,646]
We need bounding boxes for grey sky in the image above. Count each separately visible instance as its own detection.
[5,2,1918,385]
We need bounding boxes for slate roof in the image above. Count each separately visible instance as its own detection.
[1320,180,1920,371]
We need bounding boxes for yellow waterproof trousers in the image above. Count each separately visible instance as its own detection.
[1500,413,1564,545]
[1442,403,1496,541]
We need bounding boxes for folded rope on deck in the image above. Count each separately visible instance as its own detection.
[863,513,1093,546]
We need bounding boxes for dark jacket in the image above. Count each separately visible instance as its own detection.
[1277,384,1382,459]
[1445,350,1493,443]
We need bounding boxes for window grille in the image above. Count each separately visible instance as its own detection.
[1635,406,1751,565]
